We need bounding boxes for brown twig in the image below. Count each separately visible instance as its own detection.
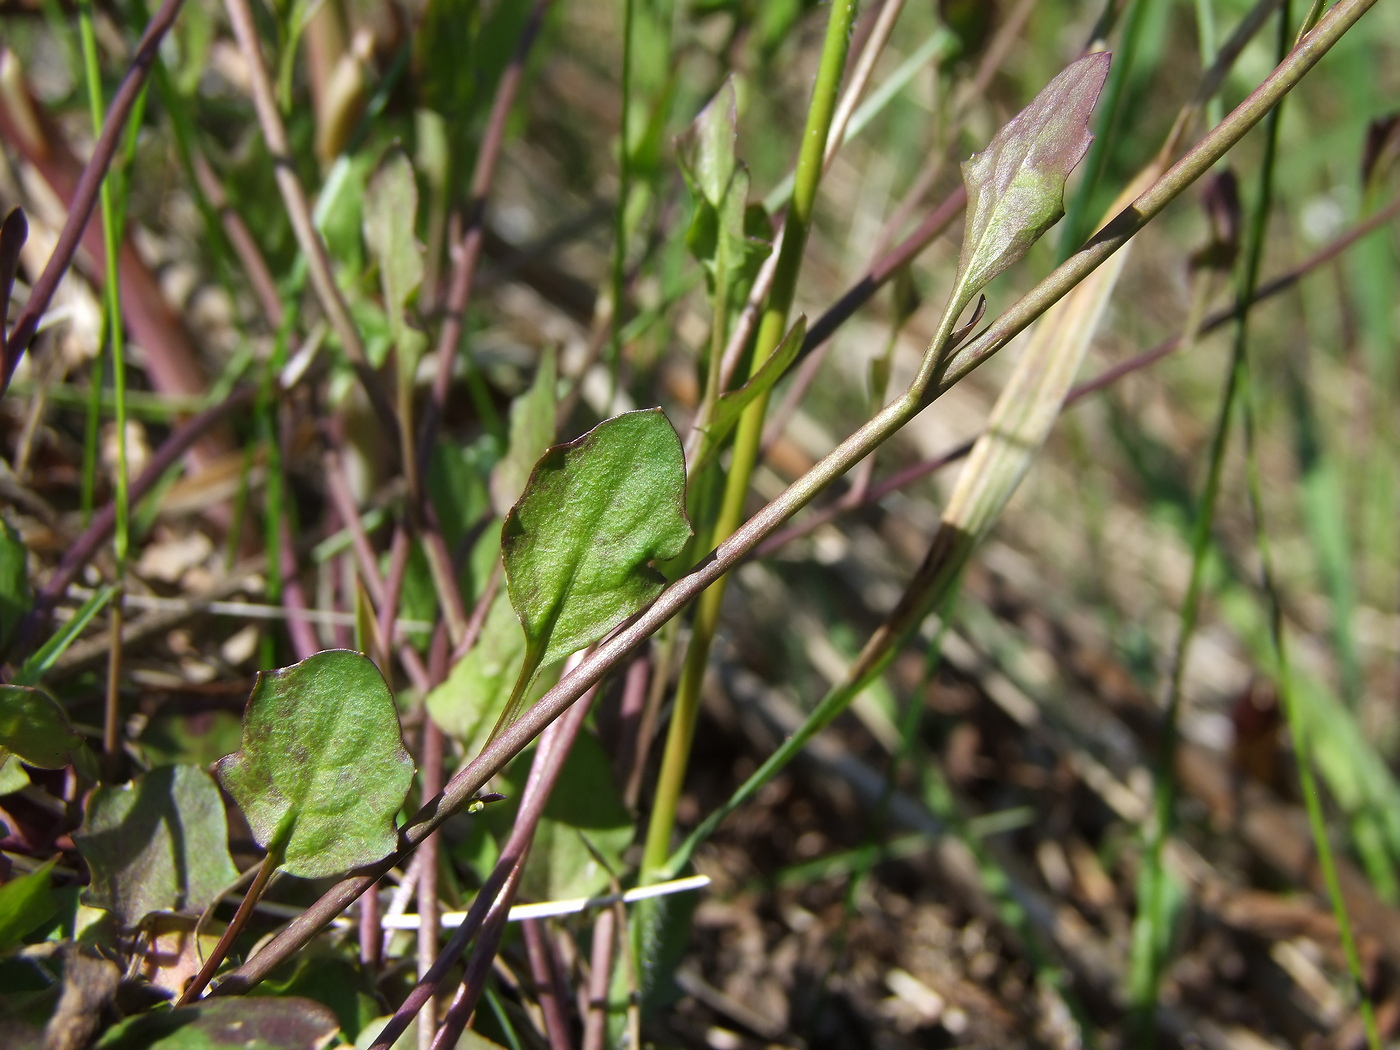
[0,0,188,391]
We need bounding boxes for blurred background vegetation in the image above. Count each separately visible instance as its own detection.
[2,0,1400,1046]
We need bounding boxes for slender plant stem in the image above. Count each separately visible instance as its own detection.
[366,668,599,1050]
[607,0,634,391]
[212,0,1379,986]
[430,859,524,1050]
[0,0,187,390]
[417,717,444,1050]
[1126,271,1237,1041]
[642,0,859,880]
[1243,362,1382,1050]
[580,906,615,1050]
[1129,2,1293,1030]
[220,0,398,444]
[1232,15,1378,1050]
[522,920,575,1050]
[180,845,281,1004]
[76,0,134,778]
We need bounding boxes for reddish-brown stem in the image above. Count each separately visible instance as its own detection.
[278,518,320,662]
[367,667,599,1050]
[379,527,413,667]
[416,717,444,1048]
[1,0,188,391]
[429,861,523,1050]
[192,152,284,328]
[611,655,650,790]
[359,889,381,969]
[323,450,388,609]
[180,847,279,1005]
[580,907,615,1050]
[523,920,575,1050]
[416,0,553,483]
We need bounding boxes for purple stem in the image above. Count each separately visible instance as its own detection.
[368,668,599,1050]
[523,919,576,1050]
[1,0,189,390]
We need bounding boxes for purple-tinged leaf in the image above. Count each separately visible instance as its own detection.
[952,53,1110,306]
[93,996,339,1050]
[216,650,415,879]
[74,765,238,928]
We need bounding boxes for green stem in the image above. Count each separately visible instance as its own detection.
[1233,14,1377,1049]
[641,0,859,879]
[1129,6,1293,1038]
[77,0,135,780]
[607,0,634,392]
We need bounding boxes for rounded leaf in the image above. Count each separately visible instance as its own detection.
[73,765,239,928]
[0,684,84,769]
[215,651,416,879]
[503,409,693,670]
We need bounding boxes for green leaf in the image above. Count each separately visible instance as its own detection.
[73,765,239,928]
[490,346,558,516]
[429,436,499,554]
[314,152,375,276]
[678,80,771,304]
[694,315,806,473]
[94,997,339,1050]
[952,52,1109,309]
[0,857,58,952]
[426,586,525,751]
[363,150,424,339]
[0,516,30,652]
[215,650,416,879]
[679,78,738,208]
[0,754,29,794]
[493,410,691,735]
[0,684,83,769]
